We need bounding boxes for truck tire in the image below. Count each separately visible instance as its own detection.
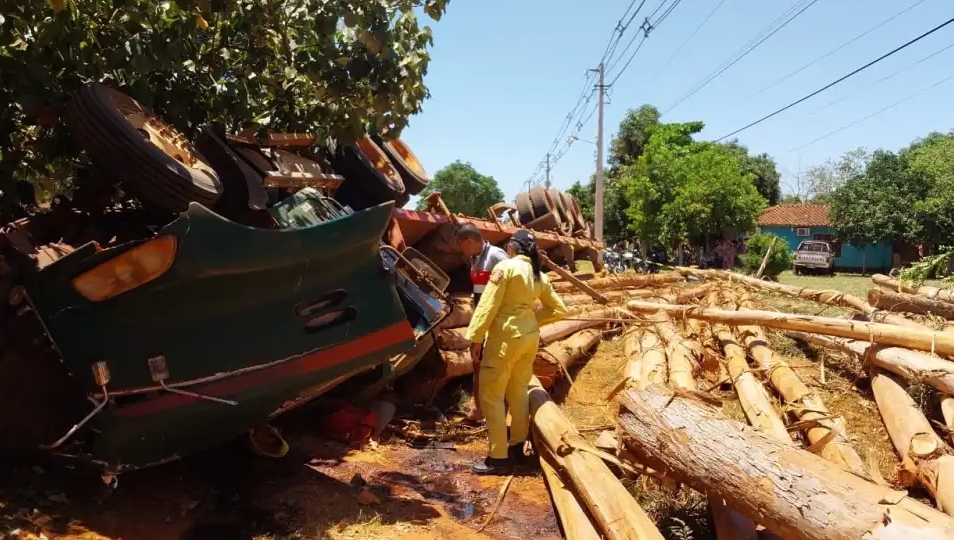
[548,188,574,235]
[373,136,429,195]
[194,126,272,226]
[528,185,553,218]
[515,192,535,225]
[64,84,223,214]
[333,138,406,208]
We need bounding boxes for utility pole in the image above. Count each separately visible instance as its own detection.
[544,153,552,187]
[594,63,605,243]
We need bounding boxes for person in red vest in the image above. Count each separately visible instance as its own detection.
[456,223,509,305]
[456,223,508,422]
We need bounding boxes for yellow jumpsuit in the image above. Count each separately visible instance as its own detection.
[464,255,567,459]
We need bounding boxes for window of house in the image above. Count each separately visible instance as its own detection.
[795,227,810,237]
[813,233,842,257]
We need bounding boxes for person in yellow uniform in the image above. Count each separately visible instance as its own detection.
[464,229,567,475]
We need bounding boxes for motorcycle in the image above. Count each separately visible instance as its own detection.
[603,250,626,275]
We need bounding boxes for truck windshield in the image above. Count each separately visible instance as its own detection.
[798,243,829,253]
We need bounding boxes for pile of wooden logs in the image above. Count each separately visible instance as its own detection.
[391,265,954,539]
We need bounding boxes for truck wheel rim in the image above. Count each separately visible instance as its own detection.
[390,139,427,178]
[355,138,403,191]
[120,106,210,174]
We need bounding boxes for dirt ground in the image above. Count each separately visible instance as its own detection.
[0,272,935,540]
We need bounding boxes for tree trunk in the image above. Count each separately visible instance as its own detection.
[638,331,667,390]
[678,268,927,329]
[868,288,954,321]
[869,368,954,515]
[872,273,954,304]
[736,296,871,478]
[438,300,475,330]
[535,329,602,389]
[537,444,603,540]
[714,326,790,442]
[436,327,471,350]
[624,300,954,356]
[541,253,609,304]
[540,308,617,344]
[656,321,700,391]
[942,397,954,443]
[530,378,665,540]
[551,272,683,293]
[786,332,954,398]
[755,236,778,279]
[617,386,954,540]
[561,290,633,305]
[623,329,643,387]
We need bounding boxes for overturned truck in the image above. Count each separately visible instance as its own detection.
[0,83,601,476]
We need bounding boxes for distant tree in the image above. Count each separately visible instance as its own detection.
[621,122,765,247]
[565,177,630,242]
[829,150,929,271]
[902,131,954,246]
[723,140,782,205]
[779,194,804,204]
[417,161,504,216]
[608,105,662,169]
[805,147,870,202]
[566,180,594,221]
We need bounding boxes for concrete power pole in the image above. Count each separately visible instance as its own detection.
[594,63,605,243]
[544,153,552,187]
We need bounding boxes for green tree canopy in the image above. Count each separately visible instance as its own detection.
[608,104,661,169]
[416,161,503,216]
[620,122,765,246]
[829,150,929,247]
[565,176,630,242]
[722,140,781,205]
[0,0,449,201]
[804,147,870,203]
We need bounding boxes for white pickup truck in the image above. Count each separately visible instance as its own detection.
[793,240,835,276]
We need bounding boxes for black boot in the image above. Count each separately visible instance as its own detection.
[472,456,513,476]
[508,443,532,466]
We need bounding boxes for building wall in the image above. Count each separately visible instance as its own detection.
[757,225,893,272]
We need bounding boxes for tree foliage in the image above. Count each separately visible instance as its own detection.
[804,147,870,203]
[565,176,630,242]
[723,140,781,205]
[416,160,503,216]
[620,122,766,247]
[828,150,930,247]
[608,104,660,169]
[739,232,792,280]
[0,0,448,201]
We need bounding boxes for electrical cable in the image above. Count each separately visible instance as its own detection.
[807,39,954,117]
[743,0,929,101]
[606,0,683,87]
[645,0,729,85]
[790,69,954,151]
[664,0,820,114]
[716,16,954,141]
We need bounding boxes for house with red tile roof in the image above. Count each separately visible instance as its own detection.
[755,204,893,272]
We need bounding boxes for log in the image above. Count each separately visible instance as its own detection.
[638,331,667,390]
[438,300,474,330]
[562,290,633,305]
[754,236,778,279]
[657,321,699,391]
[566,302,602,316]
[868,288,954,321]
[436,327,471,350]
[714,326,790,443]
[535,329,602,389]
[541,253,609,304]
[869,368,954,515]
[552,272,683,293]
[537,445,603,540]
[624,300,954,356]
[530,377,664,540]
[679,267,927,329]
[943,397,954,442]
[617,386,954,540]
[540,308,617,344]
[786,332,954,398]
[736,298,871,478]
[872,273,954,304]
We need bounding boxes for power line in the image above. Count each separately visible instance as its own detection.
[791,69,954,151]
[663,0,821,115]
[606,0,683,87]
[743,0,929,102]
[716,16,954,141]
[645,0,729,86]
[601,0,649,66]
[604,0,671,76]
[807,39,954,117]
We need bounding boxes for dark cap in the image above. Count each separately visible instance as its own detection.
[510,229,536,250]
[455,222,483,240]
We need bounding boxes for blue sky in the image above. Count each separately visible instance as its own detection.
[401,0,954,204]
